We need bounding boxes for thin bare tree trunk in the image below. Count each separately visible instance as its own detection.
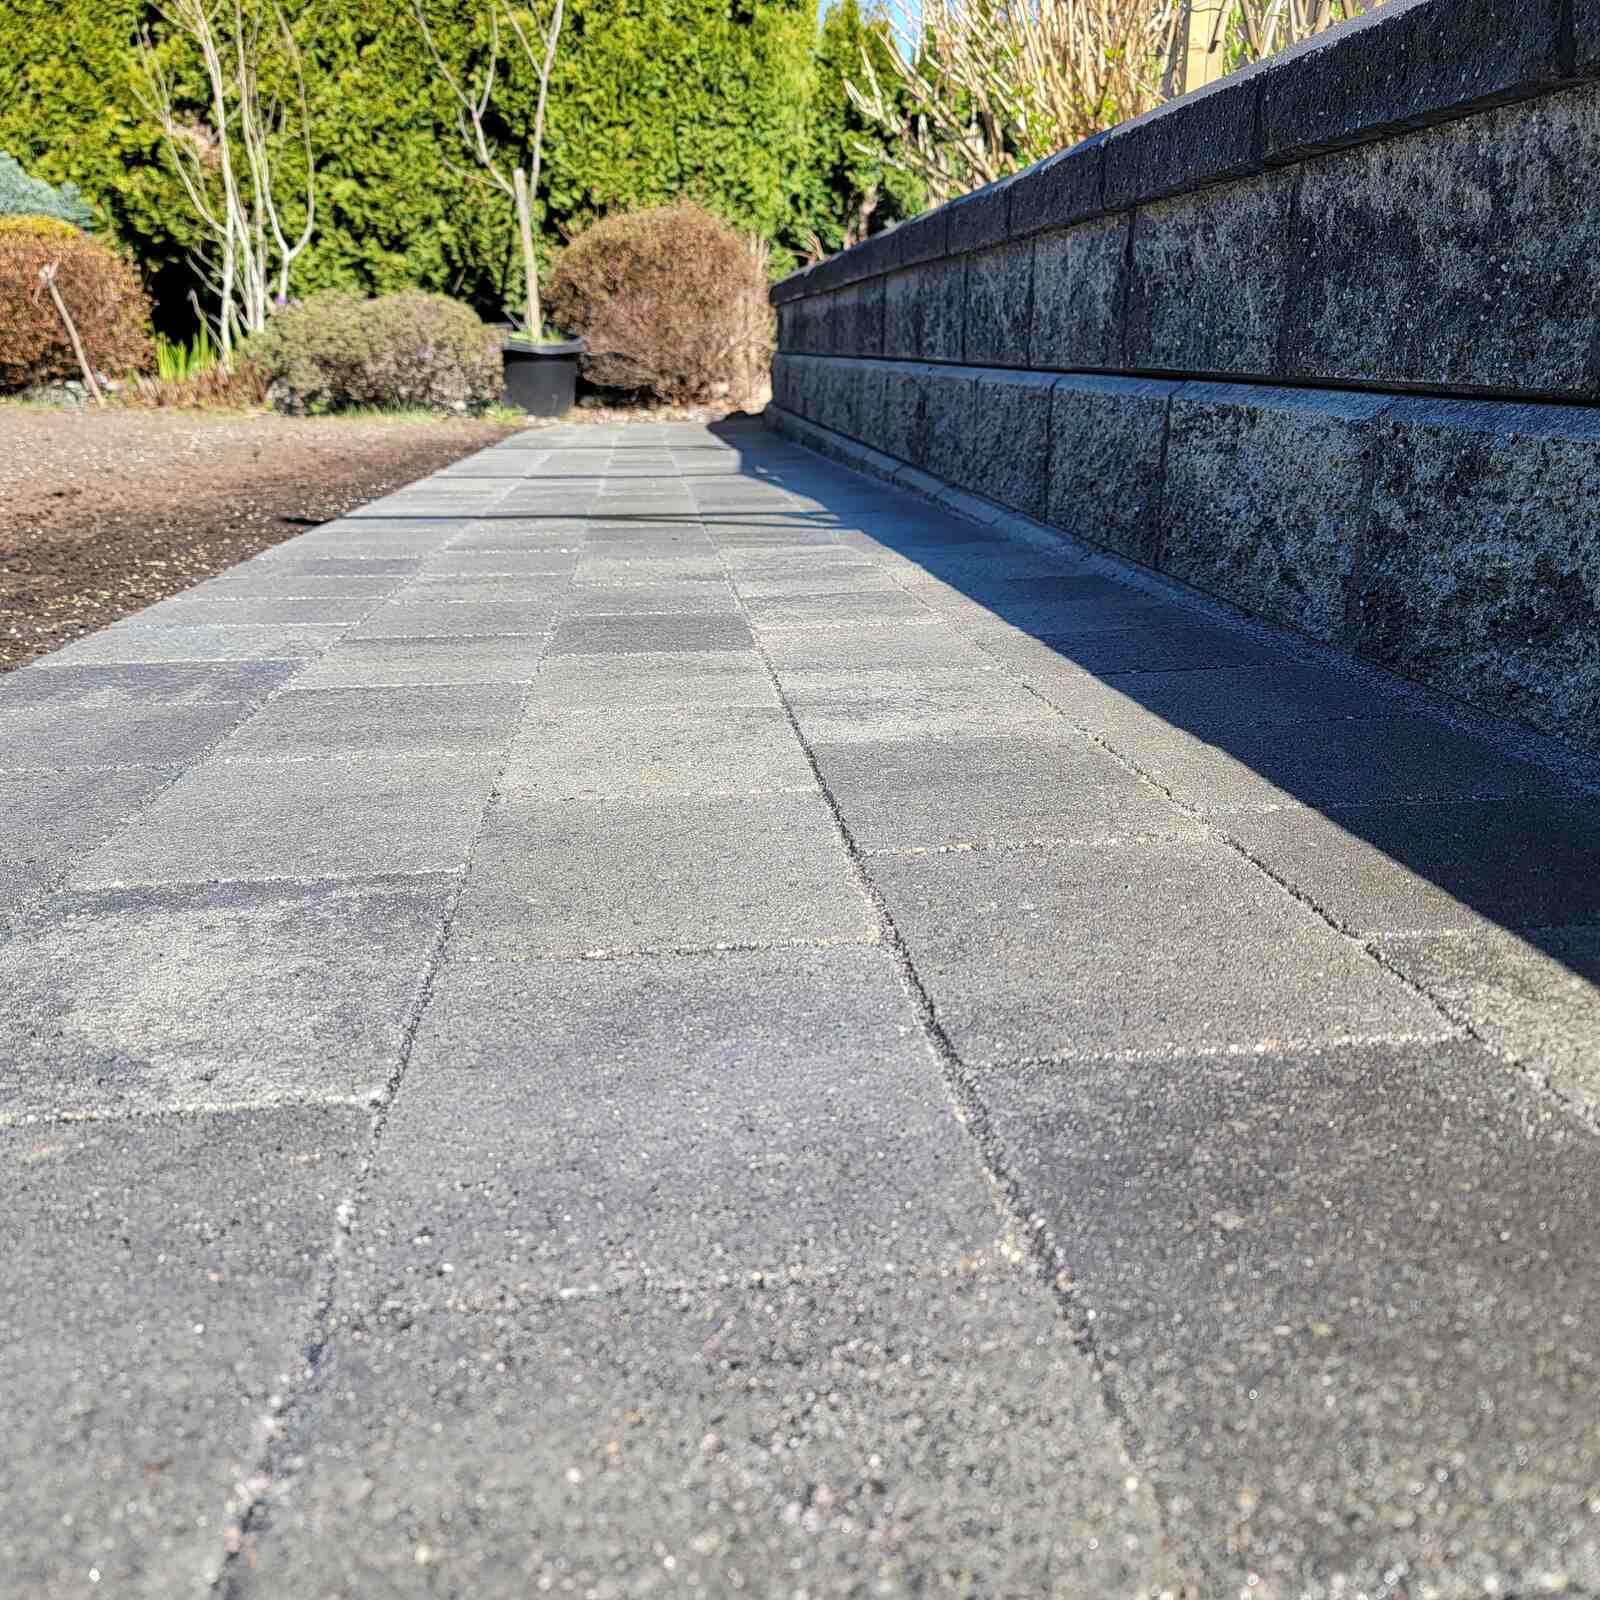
[39,264,106,407]
[513,166,540,338]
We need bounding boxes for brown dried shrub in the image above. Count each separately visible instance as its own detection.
[0,224,153,390]
[124,363,269,410]
[547,203,773,406]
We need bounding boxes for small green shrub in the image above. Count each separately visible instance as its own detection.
[0,151,94,231]
[0,227,152,390]
[245,290,503,415]
[547,202,773,405]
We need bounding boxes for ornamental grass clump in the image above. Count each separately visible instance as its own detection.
[0,221,152,390]
[546,202,773,406]
[246,290,503,414]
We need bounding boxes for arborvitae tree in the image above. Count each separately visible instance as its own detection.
[0,0,883,315]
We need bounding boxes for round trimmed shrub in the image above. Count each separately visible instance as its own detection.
[246,290,503,415]
[0,215,82,241]
[0,224,152,390]
[546,202,774,405]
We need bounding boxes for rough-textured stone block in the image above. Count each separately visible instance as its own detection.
[1288,88,1600,396]
[857,361,889,452]
[884,258,965,361]
[1047,376,1179,564]
[1358,398,1600,753]
[1103,70,1261,209]
[1125,171,1293,375]
[920,369,979,489]
[1029,214,1130,370]
[769,352,796,412]
[970,371,1056,518]
[946,174,1012,256]
[835,277,885,356]
[881,363,935,467]
[1161,383,1391,641]
[818,358,865,439]
[1260,0,1567,164]
[1581,0,1600,77]
[1008,133,1108,238]
[963,239,1034,366]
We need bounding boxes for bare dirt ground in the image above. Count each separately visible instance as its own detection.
[0,406,521,672]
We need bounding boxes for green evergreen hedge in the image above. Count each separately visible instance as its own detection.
[0,0,901,323]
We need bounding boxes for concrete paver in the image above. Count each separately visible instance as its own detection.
[7,419,1600,1599]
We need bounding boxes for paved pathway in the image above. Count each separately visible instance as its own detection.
[7,419,1600,1598]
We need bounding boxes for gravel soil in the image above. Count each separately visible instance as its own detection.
[0,406,521,672]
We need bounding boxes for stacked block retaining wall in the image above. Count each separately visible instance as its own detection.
[767,0,1600,754]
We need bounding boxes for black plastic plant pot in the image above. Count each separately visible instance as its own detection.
[501,336,583,417]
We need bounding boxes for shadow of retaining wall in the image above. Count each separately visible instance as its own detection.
[766,0,1600,755]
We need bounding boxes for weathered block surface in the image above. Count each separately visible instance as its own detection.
[1289,89,1600,395]
[970,372,1057,519]
[1124,173,1293,375]
[885,259,965,361]
[963,239,1034,366]
[1028,215,1128,370]
[880,363,937,467]
[1162,384,1393,642]
[1359,398,1600,753]
[921,369,979,489]
[1048,376,1177,564]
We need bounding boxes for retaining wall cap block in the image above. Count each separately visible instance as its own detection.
[1103,69,1261,210]
[946,174,1014,256]
[1259,0,1569,164]
[770,262,815,306]
[1008,133,1109,239]
[887,208,951,272]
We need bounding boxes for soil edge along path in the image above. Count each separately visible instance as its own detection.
[0,407,521,671]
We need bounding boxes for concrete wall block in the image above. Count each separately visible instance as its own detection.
[1288,87,1600,398]
[1047,376,1179,564]
[964,240,1035,367]
[1580,0,1600,76]
[1029,214,1130,371]
[770,354,796,413]
[1103,72,1261,210]
[1259,0,1566,165]
[921,369,980,491]
[835,279,886,358]
[793,355,827,423]
[947,176,1014,256]
[1124,171,1293,377]
[1009,133,1108,239]
[881,364,935,468]
[1359,397,1600,753]
[817,360,866,440]
[857,363,890,452]
[884,260,965,362]
[1161,383,1393,642]
[784,297,817,358]
[971,372,1057,520]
